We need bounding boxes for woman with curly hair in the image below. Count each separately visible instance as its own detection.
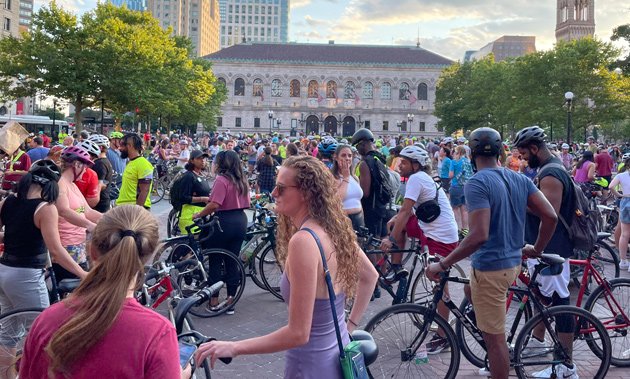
[196,155,378,378]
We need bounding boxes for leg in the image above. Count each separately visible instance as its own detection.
[619,221,630,262]
[453,206,462,230]
[483,332,510,379]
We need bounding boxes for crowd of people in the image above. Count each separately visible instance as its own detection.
[0,122,629,379]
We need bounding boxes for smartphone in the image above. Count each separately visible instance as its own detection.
[179,342,197,368]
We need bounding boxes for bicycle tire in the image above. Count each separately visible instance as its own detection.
[583,278,630,367]
[167,208,181,238]
[0,308,45,377]
[513,305,611,379]
[409,263,466,305]
[150,179,165,204]
[455,292,532,368]
[188,249,246,318]
[593,241,620,278]
[364,303,460,379]
[242,235,268,291]
[258,244,283,301]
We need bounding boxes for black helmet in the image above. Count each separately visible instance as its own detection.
[30,159,61,184]
[351,128,374,146]
[469,127,502,157]
[513,125,546,148]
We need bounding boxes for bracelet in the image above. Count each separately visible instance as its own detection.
[439,260,449,271]
[348,318,359,327]
[387,235,398,248]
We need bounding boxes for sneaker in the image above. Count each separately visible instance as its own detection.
[426,335,450,354]
[226,308,235,315]
[384,266,409,282]
[521,337,551,357]
[532,363,578,379]
[478,367,491,377]
[621,260,630,270]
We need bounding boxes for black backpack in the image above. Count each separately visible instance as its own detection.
[365,152,395,208]
[169,171,189,212]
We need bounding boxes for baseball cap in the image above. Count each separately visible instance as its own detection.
[190,150,209,160]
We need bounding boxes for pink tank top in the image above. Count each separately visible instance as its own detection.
[58,179,89,246]
[574,161,593,183]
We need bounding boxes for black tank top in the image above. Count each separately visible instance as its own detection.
[0,196,48,268]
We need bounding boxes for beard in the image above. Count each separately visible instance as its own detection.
[120,149,129,159]
[528,153,541,169]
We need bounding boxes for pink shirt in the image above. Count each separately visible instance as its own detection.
[574,161,594,183]
[19,298,180,379]
[58,179,89,246]
[210,175,251,211]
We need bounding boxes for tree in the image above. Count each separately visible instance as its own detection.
[35,107,65,121]
[611,23,630,74]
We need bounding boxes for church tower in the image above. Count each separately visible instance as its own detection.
[555,0,595,42]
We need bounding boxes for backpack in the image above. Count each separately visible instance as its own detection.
[365,152,396,208]
[169,171,189,212]
[536,163,598,251]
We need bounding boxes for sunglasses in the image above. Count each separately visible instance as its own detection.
[274,183,298,196]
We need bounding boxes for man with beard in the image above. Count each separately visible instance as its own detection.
[116,133,154,209]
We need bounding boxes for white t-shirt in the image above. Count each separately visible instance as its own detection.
[404,171,459,244]
[611,172,630,196]
[177,148,190,168]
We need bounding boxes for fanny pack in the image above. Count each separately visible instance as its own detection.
[415,184,441,223]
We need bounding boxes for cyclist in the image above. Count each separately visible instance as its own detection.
[88,134,114,213]
[106,131,126,185]
[609,154,630,272]
[256,147,280,195]
[75,139,102,209]
[178,150,211,235]
[116,133,154,210]
[20,205,189,378]
[515,126,577,377]
[426,127,557,379]
[176,139,190,169]
[381,145,458,354]
[572,150,596,183]
[1,145,32,194]
[318,136,338,169]
[331,144,364,231]
[560,143,574,170]
[595,144,614,201]
[449,145,473,239]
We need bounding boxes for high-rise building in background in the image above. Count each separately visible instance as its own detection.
[18,0,33,32]
[218,0,289,49]
[147,0,220,57]
[469,36,536,62]
[109,0,148,12]
[555,0,595,42]
[1,0,20,39]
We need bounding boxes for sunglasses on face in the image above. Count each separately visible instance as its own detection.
[274,183,298,196]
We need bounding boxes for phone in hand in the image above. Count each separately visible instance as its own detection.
[179,341,197,368]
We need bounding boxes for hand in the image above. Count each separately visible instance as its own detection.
[192,213,201,219]
[425,262,443,282]
[522,244,541,258]
[340,159,351,177]
[195,340,238,369]
[386,216,397,231]
[78,270,89,280]
[380,238,393,253]
[86,223,96,233]
[181,363,192,379]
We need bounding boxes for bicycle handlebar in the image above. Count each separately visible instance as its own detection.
[173,281,225,334]
[184,216,223,242]
[144,259,198,282]
[177,330,232,365]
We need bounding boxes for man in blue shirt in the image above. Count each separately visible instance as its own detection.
[426,127,557,379]
[26,137,49,162]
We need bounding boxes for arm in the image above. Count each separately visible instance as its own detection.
[36,205,88,279]
[86,193,100,208]
[609,176,622,197]
[524,191,558,255]
[84,205,102,224]
[358,161,371,197]
[194,202,220,218]
[136,180,151,207]
[388,198,414,249]
[347,246,379,332]
[56,183,96,231]
[587,163,596,181]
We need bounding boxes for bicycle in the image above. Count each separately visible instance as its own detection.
[364,254,612,379]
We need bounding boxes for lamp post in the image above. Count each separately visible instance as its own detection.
[407,113,414,132]
[100,98,105,134]
[268,110,273,136]
[564,91,574,145]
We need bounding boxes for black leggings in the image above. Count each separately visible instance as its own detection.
[202,209,247,297]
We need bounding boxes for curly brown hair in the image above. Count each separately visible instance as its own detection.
[276,155,362,297]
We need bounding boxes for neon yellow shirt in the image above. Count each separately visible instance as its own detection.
[116,156,154,208]
[278,145,287,159]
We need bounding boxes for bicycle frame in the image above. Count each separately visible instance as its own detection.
[364,246,427,304]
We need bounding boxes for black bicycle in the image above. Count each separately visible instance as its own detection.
[364,254,612,379]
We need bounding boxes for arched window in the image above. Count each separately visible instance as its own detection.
[234,78,245,96]
[344,81,355,99]
[399,82,410,100]
[307,80,318,98]
[363,82,373,99]
[271,79,282,97]
[380,82,391,100]
[290,79,300,97]
[252,78,263,97]
[217,77,226,88]
[326,80,337,98]
[418,83,428,101]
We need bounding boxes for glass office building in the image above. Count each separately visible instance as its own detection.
[218,0,289,49]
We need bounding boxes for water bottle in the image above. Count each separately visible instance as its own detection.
[414,344,429,365]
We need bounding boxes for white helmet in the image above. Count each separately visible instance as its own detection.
[400,146,430,166]
[413,142,426,150]
[443,137,454,144]
[457,136,466,143]
[561,143,570,149]
[623,153,630,160]
[88,134,110,149]
[77,139,101,157]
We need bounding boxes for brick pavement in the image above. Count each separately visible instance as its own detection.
[152,203,629,378]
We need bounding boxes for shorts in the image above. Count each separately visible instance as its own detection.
[526,259,570,299]
[405,216,458,257]
[449,185,465,207]
[440,178,451,193]
[470,265,520,334]
[364,211,387,238]
[621,197,630,224]
[347,211,365,232]
[64,243,87,265]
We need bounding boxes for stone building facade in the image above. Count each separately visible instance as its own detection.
[556,0,595,42]
[204,42,453,138]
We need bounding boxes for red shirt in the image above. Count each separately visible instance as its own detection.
[74,168,99,200]
[2,150,31,190]
[210,175,251,210]
[143,133,151,143]
[595,152,613,177]
[19,298,181,379]
[42,134,51,148]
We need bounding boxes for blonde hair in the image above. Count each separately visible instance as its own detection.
[276,156,361,297]
[455,145,467,157]
[45,205,159,376]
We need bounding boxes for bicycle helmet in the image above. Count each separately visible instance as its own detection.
[318,136,338,157]
[513,125,546,147]
[109,131,124,139]
[399,146,430,166]
[61,145,93,165]
[413,142,426,150]
[88,134,110,149]
[561,143,570,149]
[469,127,502,157]
[594,177,609,188]
[351,128,374,145]
[623,153,630,160]
[30,159,61,183]
[77,139,101,157]
[457,136,466,143]
[442,137,454,144]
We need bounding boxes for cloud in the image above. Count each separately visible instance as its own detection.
[291,0,312,9]
[304,15,331,28]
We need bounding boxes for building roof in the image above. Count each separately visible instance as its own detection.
[203,42,453,68]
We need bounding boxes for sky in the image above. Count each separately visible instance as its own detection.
[50,0,629,61]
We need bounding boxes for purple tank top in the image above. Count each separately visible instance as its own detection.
[574,161,593,183]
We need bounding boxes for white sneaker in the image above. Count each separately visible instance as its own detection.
[478,367,491,376]
[521,337,551,357]
[620,260,630,270]
[532,363,578,379]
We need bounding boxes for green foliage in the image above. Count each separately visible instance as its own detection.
[611,23,630,74]
[35,107,65,121]
[0,2,224,133]
[435,38,630,141]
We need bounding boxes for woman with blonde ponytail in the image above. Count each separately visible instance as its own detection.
[19,205,189,379]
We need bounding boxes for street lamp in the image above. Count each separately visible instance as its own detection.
[396,120,402,133]
[564,91,574,145]
[268,110,274,136]
[407,113,414,132]
[614,67,623,76]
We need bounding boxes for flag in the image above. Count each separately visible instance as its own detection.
[407,89,417,105]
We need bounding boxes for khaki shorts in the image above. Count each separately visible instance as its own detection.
[470,265,520,335]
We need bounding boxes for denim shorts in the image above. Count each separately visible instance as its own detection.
[449,185,466,207]
[621,197,630,224]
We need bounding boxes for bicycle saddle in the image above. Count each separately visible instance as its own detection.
[58,279,81,294]
[350,330,379,366]
[597,232,611,241]
[539,253,565,265]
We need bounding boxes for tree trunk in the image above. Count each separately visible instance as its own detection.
[73,95,83,133]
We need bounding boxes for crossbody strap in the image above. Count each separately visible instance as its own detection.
[301,227,346,358]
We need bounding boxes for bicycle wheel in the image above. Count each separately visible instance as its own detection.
[189,249,246,318]
[583,278,630,367]
[455,292,532,368]
[241,235,267,291]
[513,305,611,379]
[0,308,45,377]
[150,179,165,204]
[167,208,181,238]
[259,244,283,301]
[410,263,466,306]
[593,241,620,279]
[364,303,460,379]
